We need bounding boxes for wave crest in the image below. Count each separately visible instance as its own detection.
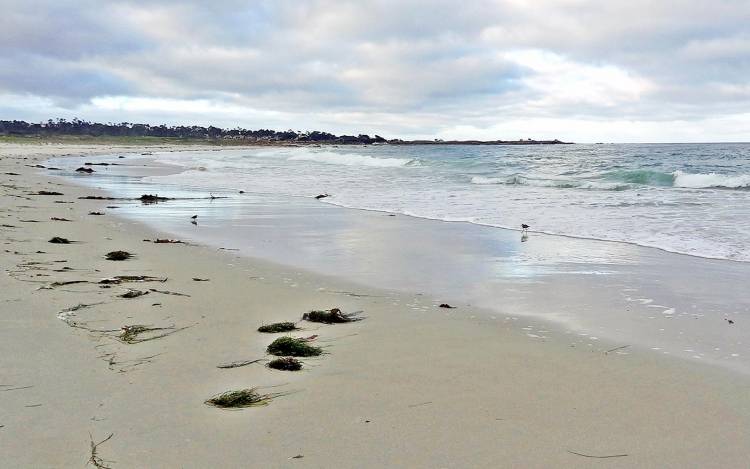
[673,170,750,189]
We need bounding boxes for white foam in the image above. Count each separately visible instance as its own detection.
[673,170,750,189]
[288,151,415,168]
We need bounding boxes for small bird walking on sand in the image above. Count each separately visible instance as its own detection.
[191,215,198,220]
[521,223,530,233]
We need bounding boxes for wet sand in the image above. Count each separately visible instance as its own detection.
[2,142,750,468]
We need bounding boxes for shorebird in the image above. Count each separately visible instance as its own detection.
[191,215,198,219]
[521,223,530,233]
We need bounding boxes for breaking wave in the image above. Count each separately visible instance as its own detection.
[288,151,417,168]
[672,170,750,189]
[472,170,750,190]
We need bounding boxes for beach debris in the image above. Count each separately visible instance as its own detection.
[98,275,167,284]
[49,237,71,244]
[105,250,132,261]
[267,336,323,357]
[50,217,71,221]
[47,280,88,288]
[217,358,264,369]
[88,211,104,215]
[36,190,63,196]
[267,357,303,371]
[100,351,162,373]
[726,318,735,324]
[239,190,245,194]
[79,196,118,200]
[148,288,190,297]
[75,167,94,173]
[118,324,185,344]
[315,193,329,199]
[192,277,209,281]
[5,172,20,175]
[150,238,184,244]
[258,322,299,333]
[119,289,148,299]
[205,388,279,409]
[439,303,456,309]
[604,345,630,354]
[290,455,304,459]
[88,433,114,469]
[567,450,628,459]
[139,194,169,203]
[302,308,363,324]
[84,162,114,166]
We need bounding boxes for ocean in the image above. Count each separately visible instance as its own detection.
[147,143,750,262]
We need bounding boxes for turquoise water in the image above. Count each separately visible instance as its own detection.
[145,143,750,262]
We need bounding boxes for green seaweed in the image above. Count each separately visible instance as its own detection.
[267,336,322,357]
[302,308,363,324]
[267,357,303,371]
[105,250,132,261]
[258,322,298,333]
[205,388,275,408]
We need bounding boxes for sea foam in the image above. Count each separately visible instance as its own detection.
[288,151,416,168]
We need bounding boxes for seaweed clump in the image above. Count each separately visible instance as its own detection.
[105,250,132,261]
[302,308,363,324]
[267,336,322,357]
[258,322,298,333]
[49,236,71,244]
[139,194,169,204]
[205,388,274,409]
[267,357,303,371]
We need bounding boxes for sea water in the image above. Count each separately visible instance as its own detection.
[147,143,750,262]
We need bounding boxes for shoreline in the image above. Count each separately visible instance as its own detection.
[46,147,750,375]
[3,142,750,467]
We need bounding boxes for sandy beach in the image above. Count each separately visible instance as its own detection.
[2,142,750,468]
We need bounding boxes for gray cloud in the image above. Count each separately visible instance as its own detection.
[1,0,749,140]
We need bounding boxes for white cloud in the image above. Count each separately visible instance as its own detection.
[1,0,749,141]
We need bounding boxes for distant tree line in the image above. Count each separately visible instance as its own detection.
[0,118,388,144]
[0,118,568,145]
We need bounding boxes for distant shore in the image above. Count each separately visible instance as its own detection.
[0,119,570,146]
[0,134,570,146]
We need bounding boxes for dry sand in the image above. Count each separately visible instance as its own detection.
[1,142,749,468]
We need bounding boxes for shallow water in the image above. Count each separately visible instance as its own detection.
[141,143,750,262]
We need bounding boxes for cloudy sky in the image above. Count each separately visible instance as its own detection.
[1,0,749,142]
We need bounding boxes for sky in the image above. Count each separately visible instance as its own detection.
[1,0,749,142]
